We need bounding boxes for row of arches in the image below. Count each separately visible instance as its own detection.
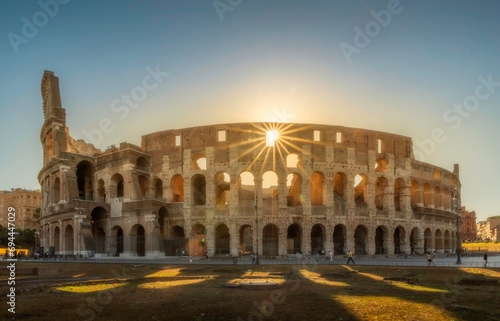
[42,158,457,217]
[49,218,456,257]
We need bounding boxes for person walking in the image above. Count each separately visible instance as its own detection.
[427,252,432,266]
[346,250,355,265]
[431,251,436,266]
[315,252,320,264]
[483,250,488,267]
[329,251,333,264]
[308,251,311,263]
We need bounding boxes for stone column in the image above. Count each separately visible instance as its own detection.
[229,174,239,217]
[123,163,135,201]
[387,229,394,255]
[230,220,239,256]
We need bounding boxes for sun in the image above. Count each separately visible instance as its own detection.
[266,130,279,147]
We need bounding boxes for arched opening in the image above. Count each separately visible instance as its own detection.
[286,154,299,168]
[424,184,432,207]
[154,179,163,199]
[311,224,324,254]
[311,172,325,206]
[53,226,60,254]
[287,224,301,254]
[192,174,206,205]
[375,226,388,254]
[394,226,405,255]
[138,175,149,198]
[192,224,206,256]
[64,225,74,254]
[91,207,107,253]
[263,224,278,257]
[239,225,253,254]
[334,173,346,200]
[433,169,441,180]
[76,161,95,200]
[171,175,184,202]
[375,177,388,210]
[192,154,207,170]
[375,158,389,173]
[238,171,255,209]
[411,181,420,206]
[98,179,106,202]
[410,227,419,254]
[130,225,145,256]
[354,174,368,204]
[333,224,346,255]
[110,174,124,198]
[424,228,432,252]
[166,226,185,256]
[434,186,442,208]
[354,225,368,255]
[111,226,124,256]
[394,178,405,211]
[53,177,61,203]
[136,157,149,172]
[435,229,443,252]
[215,172,231,206]
[215,224,230,255]
[287,173,302,207]
[262,171,278,215]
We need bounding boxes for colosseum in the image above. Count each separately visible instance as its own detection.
[38,71,462,258]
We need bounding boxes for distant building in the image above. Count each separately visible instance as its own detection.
[460,206,476,242]
[0,188,41,230]
[476,216,500,242]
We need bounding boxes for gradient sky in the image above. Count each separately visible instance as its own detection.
[1,0,499,221]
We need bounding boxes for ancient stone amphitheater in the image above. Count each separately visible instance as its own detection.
[39,71,461,258]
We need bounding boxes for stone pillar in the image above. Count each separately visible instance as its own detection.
[303,222,311,255]
[325,224,334,254]
[145,213,163,257]
[387,229,394,255]
[367,228,376,255]
[346,174,356,219]
[401,184,412,219]
[278,223,287,256]
[123,163,135,201]
[403,230,411,254]
[58,219,64,255]
[206,223,215,257]
[230,220,239,257]
[229,174,239,217]
[367,179,376,218]
[162,155,171,202]
[385,180,395,218]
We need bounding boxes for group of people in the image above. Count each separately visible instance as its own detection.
[292,250,355,265]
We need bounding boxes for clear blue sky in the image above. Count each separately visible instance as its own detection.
[1,0,499,221]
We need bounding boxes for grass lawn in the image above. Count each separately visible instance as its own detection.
[462,242,500,251]
[1,262,499,321]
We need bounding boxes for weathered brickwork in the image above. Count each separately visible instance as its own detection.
[38,71,462,257]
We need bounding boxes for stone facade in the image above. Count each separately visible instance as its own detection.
[0,189,41,230]
[38,71,462,257]
[477,217,500,242]
[460,206,476,242]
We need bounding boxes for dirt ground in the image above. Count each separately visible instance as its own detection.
[1,262,499,321]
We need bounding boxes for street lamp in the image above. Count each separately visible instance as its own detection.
[254,196,260,265]
[454,195,462,264]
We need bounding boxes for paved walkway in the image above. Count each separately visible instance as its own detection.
[7,254,499,268]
